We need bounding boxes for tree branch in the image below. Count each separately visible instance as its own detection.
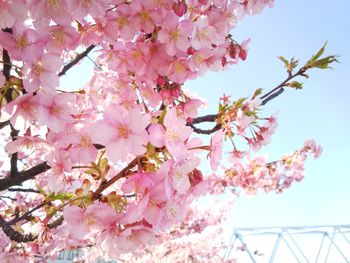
[0,162,50,192]
[9,125,18,177]
[8,188,40,193]
[261,88,285,106]
[187,123,221,135]
[260,67,306,102]
[191,114,218,124]
[8,202,46,225]
[0,120,10,129]
[58,45,95,77]
[93,157,139,199]
[0,215,36,243]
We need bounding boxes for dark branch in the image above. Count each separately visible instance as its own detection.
[8,202,46,225]
[0,162,50,192]
[9,125,19,177]
[191,114,218,124]
[93,157,139,199]
[261,88,285,106]
[0,215,36,243]
[47,216,64,229]
[2,29,14,103]
[0,120,10,129]
[260,67,306,102]
[187,123,221,135]
[58,45,95,77]
[8,188,40,193]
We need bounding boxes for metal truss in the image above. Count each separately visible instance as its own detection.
[224,225,350,263]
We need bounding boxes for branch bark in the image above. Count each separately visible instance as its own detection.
[0,162,50,192]
[0,215,36,243]
[93,157,139,199]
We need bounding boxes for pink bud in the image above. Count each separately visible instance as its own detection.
[228,43,238,59]
[187,46,196,55]
[173,1,187,17]
[157,76,166,86]
[239,48,247,61]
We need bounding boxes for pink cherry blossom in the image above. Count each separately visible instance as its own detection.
[36,93,77,133]
[91,104,150,162]
[209,129,225,170]
[158,15,193,56]
[3,93,38,131]
[23,48,63,92]
[0,0,26,29]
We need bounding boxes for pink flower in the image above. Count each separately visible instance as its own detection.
[304,140,323,159]
[67,125,98,164]
[91,104,149,162]
[5,135,48,155]
[158,16,193,56]
[188,48,213,76]
[168,157,200,195]
[3,93,38,130]
[63,203,117,240]
[29,0,73,25]
[149,108,192,158]
[182,99,202,118]
[63,205,90,240]
[117,225,156,252]
[105,4,137,41]
[191,16,223,50]
[0,0,26,29]
[167,58,196,83]
[23,48,63,92]
[36,93,77,133]
[208,129,225,170]
[45,24,80,53]
[0,22,38,61]
[47,149,72,174]
[236,108,255,132]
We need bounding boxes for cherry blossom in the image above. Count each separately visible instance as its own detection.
[0,0,333,261]
[91,104,150,162]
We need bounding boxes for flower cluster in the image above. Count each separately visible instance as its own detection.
[0,0,325,262]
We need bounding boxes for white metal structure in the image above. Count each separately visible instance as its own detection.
[224,225,350,263]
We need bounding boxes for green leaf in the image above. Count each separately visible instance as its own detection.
[252,88,262,99]
[46,192,74,202]
[234,97,247,108]
[310,42,327,63]
[289,57,299,72]
[278,56,289,69]
[158,107,167,124]
[288,81,303,90]
[278,56,298,74]
[304,42,339,70]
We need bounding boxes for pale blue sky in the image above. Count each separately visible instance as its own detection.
[186,0,350,227]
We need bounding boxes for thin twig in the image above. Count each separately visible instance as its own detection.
[9,125,18,177]
[187,123,221,135]
[93,157,139,199]
[8,188,40,193]
[58,45,95,77]
[9,202,46,225]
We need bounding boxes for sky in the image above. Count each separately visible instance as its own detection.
[185,0,350,228]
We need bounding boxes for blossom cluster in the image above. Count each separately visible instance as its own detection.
[0,0,323,262]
